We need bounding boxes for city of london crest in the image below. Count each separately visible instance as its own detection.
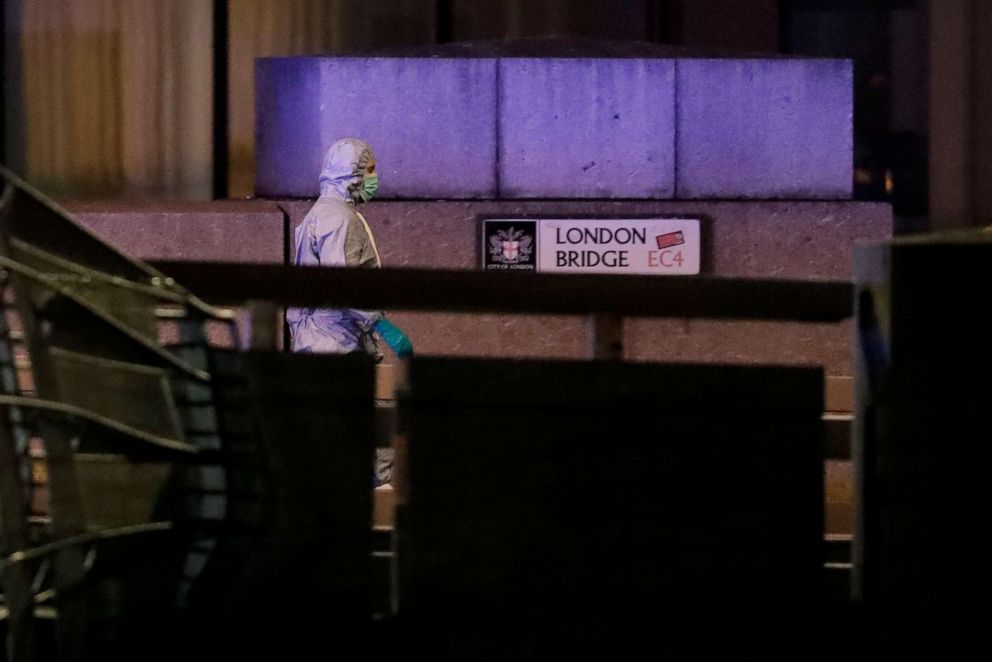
[489,226,533,264]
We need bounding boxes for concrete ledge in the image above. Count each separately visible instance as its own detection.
[65,200,287,349]
[281,198,890,374]
[61,198,886,374]
[66,200,285,263]
[283,199,888,279]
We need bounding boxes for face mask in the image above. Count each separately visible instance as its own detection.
[360,173,379,202]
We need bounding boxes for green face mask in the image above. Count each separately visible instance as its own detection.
[360,173,379,202]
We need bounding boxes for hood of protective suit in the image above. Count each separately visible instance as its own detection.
[319,138,375,203]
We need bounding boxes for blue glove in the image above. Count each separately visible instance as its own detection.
[373,318,413,358]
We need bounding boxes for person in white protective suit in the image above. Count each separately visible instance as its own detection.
[287,137,412,358]
[287,138,412,485]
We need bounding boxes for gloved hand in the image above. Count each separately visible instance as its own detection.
[373,318,413,358]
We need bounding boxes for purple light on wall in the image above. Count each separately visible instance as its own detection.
[498,58,676,198]
[676,58,853,199]
[256,58,324,199]
[256,57,498,198]
[256,52,853,200]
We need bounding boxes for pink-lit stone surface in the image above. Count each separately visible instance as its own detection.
[66,200,285,348]
[280,199,890,374]
[66,200,285,263]
[281,199,889,275]
[59,198,888,373]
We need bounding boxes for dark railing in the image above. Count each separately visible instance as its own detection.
[151,261,854,322]
[153,260,856,463]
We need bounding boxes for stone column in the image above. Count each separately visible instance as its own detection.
[929,0,992,228]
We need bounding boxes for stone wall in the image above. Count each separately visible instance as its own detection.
[255,48,852,200]
[69,198,890,375]
[68,46,879,377]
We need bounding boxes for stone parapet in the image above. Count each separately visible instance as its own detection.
[255,46,852,200]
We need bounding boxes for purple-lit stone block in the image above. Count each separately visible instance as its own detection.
[256,57,498,198]
[255,58,324,199]
[498,58,676,198]
[676,59,853,199]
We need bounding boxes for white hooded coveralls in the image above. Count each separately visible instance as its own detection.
[287,138,385,358]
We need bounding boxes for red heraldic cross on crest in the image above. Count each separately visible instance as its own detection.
[502,240,519,261]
